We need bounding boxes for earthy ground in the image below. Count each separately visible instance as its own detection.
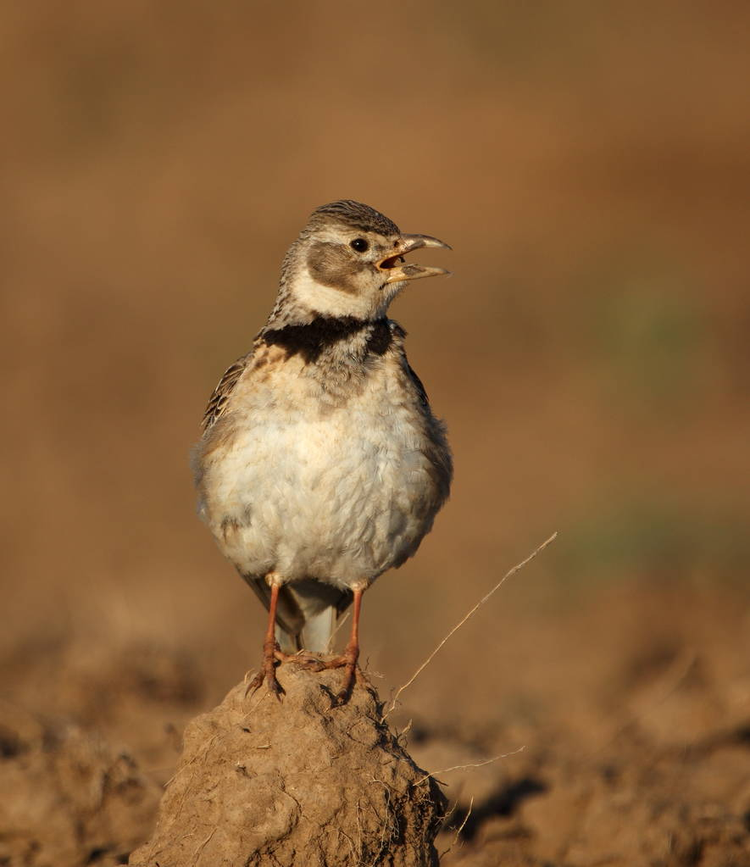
[1,3,749,865]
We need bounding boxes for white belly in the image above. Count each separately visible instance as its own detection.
[200,398,439,588]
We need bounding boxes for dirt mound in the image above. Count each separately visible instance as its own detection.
[0,705,160,867]
[130,665,446,867]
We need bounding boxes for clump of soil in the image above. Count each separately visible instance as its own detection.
[129,665,446,867]
[0,705,160,867]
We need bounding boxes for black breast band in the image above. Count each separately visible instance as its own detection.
[263,317,392,363]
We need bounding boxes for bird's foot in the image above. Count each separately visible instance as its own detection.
[322,644,360,705]
[289,651,328,672]
[245,639,287,701]
[283,650,359,704]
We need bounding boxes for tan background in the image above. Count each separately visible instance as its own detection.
[2,3,749,862]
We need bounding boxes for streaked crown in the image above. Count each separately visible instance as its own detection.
[308,200,401,237]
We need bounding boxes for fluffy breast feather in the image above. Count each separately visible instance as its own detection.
[193,320,452,587]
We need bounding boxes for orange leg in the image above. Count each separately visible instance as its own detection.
[246,583,286,701]
[247,584,364,705]
[329,587,363,704]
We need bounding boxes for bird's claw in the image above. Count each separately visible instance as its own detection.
[290,651,327,672]
[319,646,359,705]
[334,661,358,705]
[245,640,286,702]
[267,672,285,701]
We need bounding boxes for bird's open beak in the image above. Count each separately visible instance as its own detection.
[378,233,452,284]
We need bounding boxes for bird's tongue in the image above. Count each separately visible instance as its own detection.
[379,254,406,270]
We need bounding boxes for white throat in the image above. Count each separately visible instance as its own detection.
[290,266,389,320]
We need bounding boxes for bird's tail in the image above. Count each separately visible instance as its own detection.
[275,605,337,654]
[245,575,352,654]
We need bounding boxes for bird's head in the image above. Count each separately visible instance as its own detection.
[272,200,451,324]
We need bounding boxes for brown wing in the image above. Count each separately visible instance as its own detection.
[405,360,430,410]
[401,354,453,506]
[201,351,253,432]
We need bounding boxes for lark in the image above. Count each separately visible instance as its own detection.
[193,200,452,702]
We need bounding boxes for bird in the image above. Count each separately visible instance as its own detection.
[192,200,452,703]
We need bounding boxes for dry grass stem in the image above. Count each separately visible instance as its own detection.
[438,795,475,860]
[454,795,474,843]
[415,745,525,786]
[384,532,558,717]
[328,610,351,651]
[194,828,216,863]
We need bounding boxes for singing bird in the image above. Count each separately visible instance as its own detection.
[193,200,452,702]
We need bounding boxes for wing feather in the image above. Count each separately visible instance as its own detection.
[201,351,253,432]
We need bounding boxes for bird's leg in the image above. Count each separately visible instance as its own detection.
[246,581,285,700]
[326,587,363,704]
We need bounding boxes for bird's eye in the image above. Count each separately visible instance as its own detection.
[350,238,369,253]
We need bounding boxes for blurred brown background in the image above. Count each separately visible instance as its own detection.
[2,3,749,864]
